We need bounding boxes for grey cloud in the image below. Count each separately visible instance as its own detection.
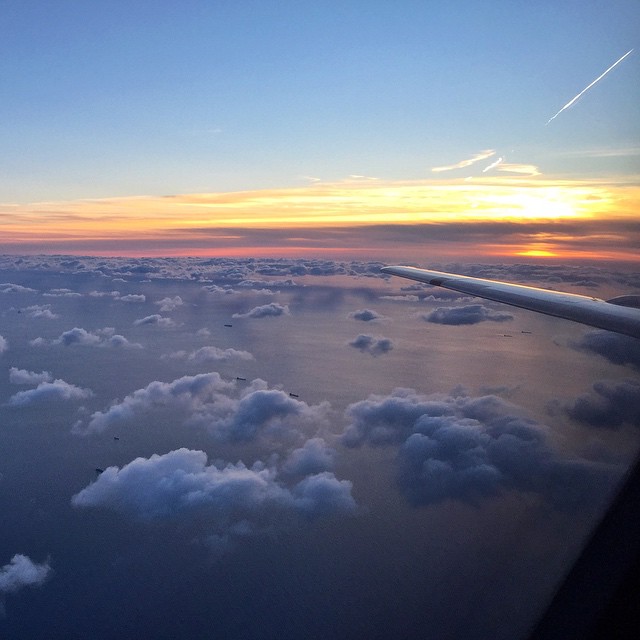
[0,554,52,594]
[118,294,146,303]
[0,336,7,354]
[237,279,297,288]
[54,327,102,346]
[205,387,330,443]
[423,304,513,325]
[23,304,58,319]
[188,346,254,363]
[76,372,235,435]
[133,314,175,327]
[348,334,394,357]
[75,374,330,446]
[0,283,37,294]
[566,379,640,429]
[348,309,386,322]
[343,388,616,508]
[9,368,53,385]
[202,284,234,295]
[379,294,420,302]
[106,334,143,349]
[232,303,290,319]
[571,331,640,371]
[43,288,81,298]
[32,327,141,349]
[281,438,336,477]
[156,295,183,311]
[7,379,93,407]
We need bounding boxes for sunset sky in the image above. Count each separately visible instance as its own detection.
[2,5,640,636]
[1,1,639,261]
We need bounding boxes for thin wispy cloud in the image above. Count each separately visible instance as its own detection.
[432,150,496,173]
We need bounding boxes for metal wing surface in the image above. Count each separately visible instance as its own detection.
[381,266,640,339]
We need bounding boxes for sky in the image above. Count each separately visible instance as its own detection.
[0,0,639,261]
[1,255,640,639]
[1,4,640,638]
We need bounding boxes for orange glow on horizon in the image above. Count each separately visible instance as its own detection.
[1,176,638,262]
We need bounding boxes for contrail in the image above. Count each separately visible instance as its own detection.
[546,49,633,125]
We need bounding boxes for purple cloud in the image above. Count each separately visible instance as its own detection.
[348,334,394,356]
[342,388,617,508]
[232,303,290,319]
[422,304,513,325]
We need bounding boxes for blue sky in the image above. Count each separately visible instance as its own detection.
[1,1,638,203]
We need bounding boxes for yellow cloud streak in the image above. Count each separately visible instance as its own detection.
[1,177,638,241]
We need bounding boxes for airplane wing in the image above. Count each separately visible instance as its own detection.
[381,265,640,339]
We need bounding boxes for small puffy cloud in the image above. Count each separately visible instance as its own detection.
[156,296,183,311]
[23,304,58,319]
[43,288,81,298]
[106,334,143,349]
[133,314,175,327]
[118,294,146,303]
[31,327,141,349]
[71,448,356,550]
[571,331,640,371]
[54,327,102,346]
[232,303,290,319]
[566,379,640,429]
[9,368,53,385]
[0,336,7,354]
[7,379,93,407]
[422,304,513,325]
[0,554,51,594]
[188,346,254,363]
[348,309,387,322]
[342,388,615,508]
[0,283,37,294]
[348,334,394,357]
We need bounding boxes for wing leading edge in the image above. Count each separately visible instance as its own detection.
[381,265,640,339]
